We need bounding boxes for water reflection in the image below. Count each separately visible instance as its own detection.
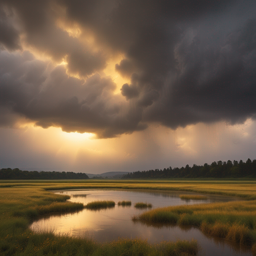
[72,194,88,198]
[30,189,252,256]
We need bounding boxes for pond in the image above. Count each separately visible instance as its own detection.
[30,189,252,256]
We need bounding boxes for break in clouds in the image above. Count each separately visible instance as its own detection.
[0,0,256,138]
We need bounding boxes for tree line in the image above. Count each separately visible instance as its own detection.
[123,159,256,179]
[0,168,89,179]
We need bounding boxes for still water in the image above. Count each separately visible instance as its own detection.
[30,189,252,256]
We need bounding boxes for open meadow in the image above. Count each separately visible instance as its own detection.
[1,179,256,255]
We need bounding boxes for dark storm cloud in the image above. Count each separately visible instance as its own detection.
[0,7,20,50]
[0,0,107,77]
[144,17,256,127]
[121,83,139,100]
[0,0,256,137]
[0,51,146,137]
[115,59,135,78]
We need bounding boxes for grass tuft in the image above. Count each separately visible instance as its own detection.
[201,222,254,246]
[171,240,198,256]
[178,214,202,227]
[226,224,253,246]
[201,222,229,238]
[118,201,132,206]
[135,200,256,253]
[85,201,115,210]
[134,202,152,209]
[13,202,84,219]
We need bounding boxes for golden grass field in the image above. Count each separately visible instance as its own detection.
[1,179,256,255]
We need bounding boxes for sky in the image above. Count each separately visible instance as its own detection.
[0,0,256,174]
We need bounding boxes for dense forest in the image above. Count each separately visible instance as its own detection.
[123,159,256,179]
[0,168,89,179]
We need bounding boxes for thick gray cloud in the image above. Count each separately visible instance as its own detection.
[144,17,256,128]
[0,0,107,77]
[121,83,139,100]
[0,7,20,50]
[0,51,146,137]
[0,0,256,137]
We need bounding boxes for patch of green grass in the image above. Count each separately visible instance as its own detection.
[179,194,207,200]
[118,201,132,206]
[134,202,152,209]
[85,201,115,210]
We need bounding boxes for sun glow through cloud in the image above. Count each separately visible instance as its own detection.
[61,131,95,141]
[103,55,131,94]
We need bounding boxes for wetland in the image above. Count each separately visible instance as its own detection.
[30,188,250,256]
[1,180,256,256]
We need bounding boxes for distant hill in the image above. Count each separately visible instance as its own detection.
[0,168,89,179]
[87,172,131,179]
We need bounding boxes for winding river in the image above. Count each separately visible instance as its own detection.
[30,189,252,256]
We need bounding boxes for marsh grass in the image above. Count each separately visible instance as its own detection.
[226,224,253,246]
[1,179,256,255]
[0,187,198,256]
[136,200,256,253]
[133,211,178,225]
[72,194,87,198]
[179,194,207,200]
[201,222,229,238]
[201,222,255,249]
[85,201,115,210]
[91,238,198,256]
[23,236,197,256]
[135,202,152,209]
[118,201,132,206]
[13,202,84,219]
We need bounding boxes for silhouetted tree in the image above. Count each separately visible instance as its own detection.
[122,158,256,179]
